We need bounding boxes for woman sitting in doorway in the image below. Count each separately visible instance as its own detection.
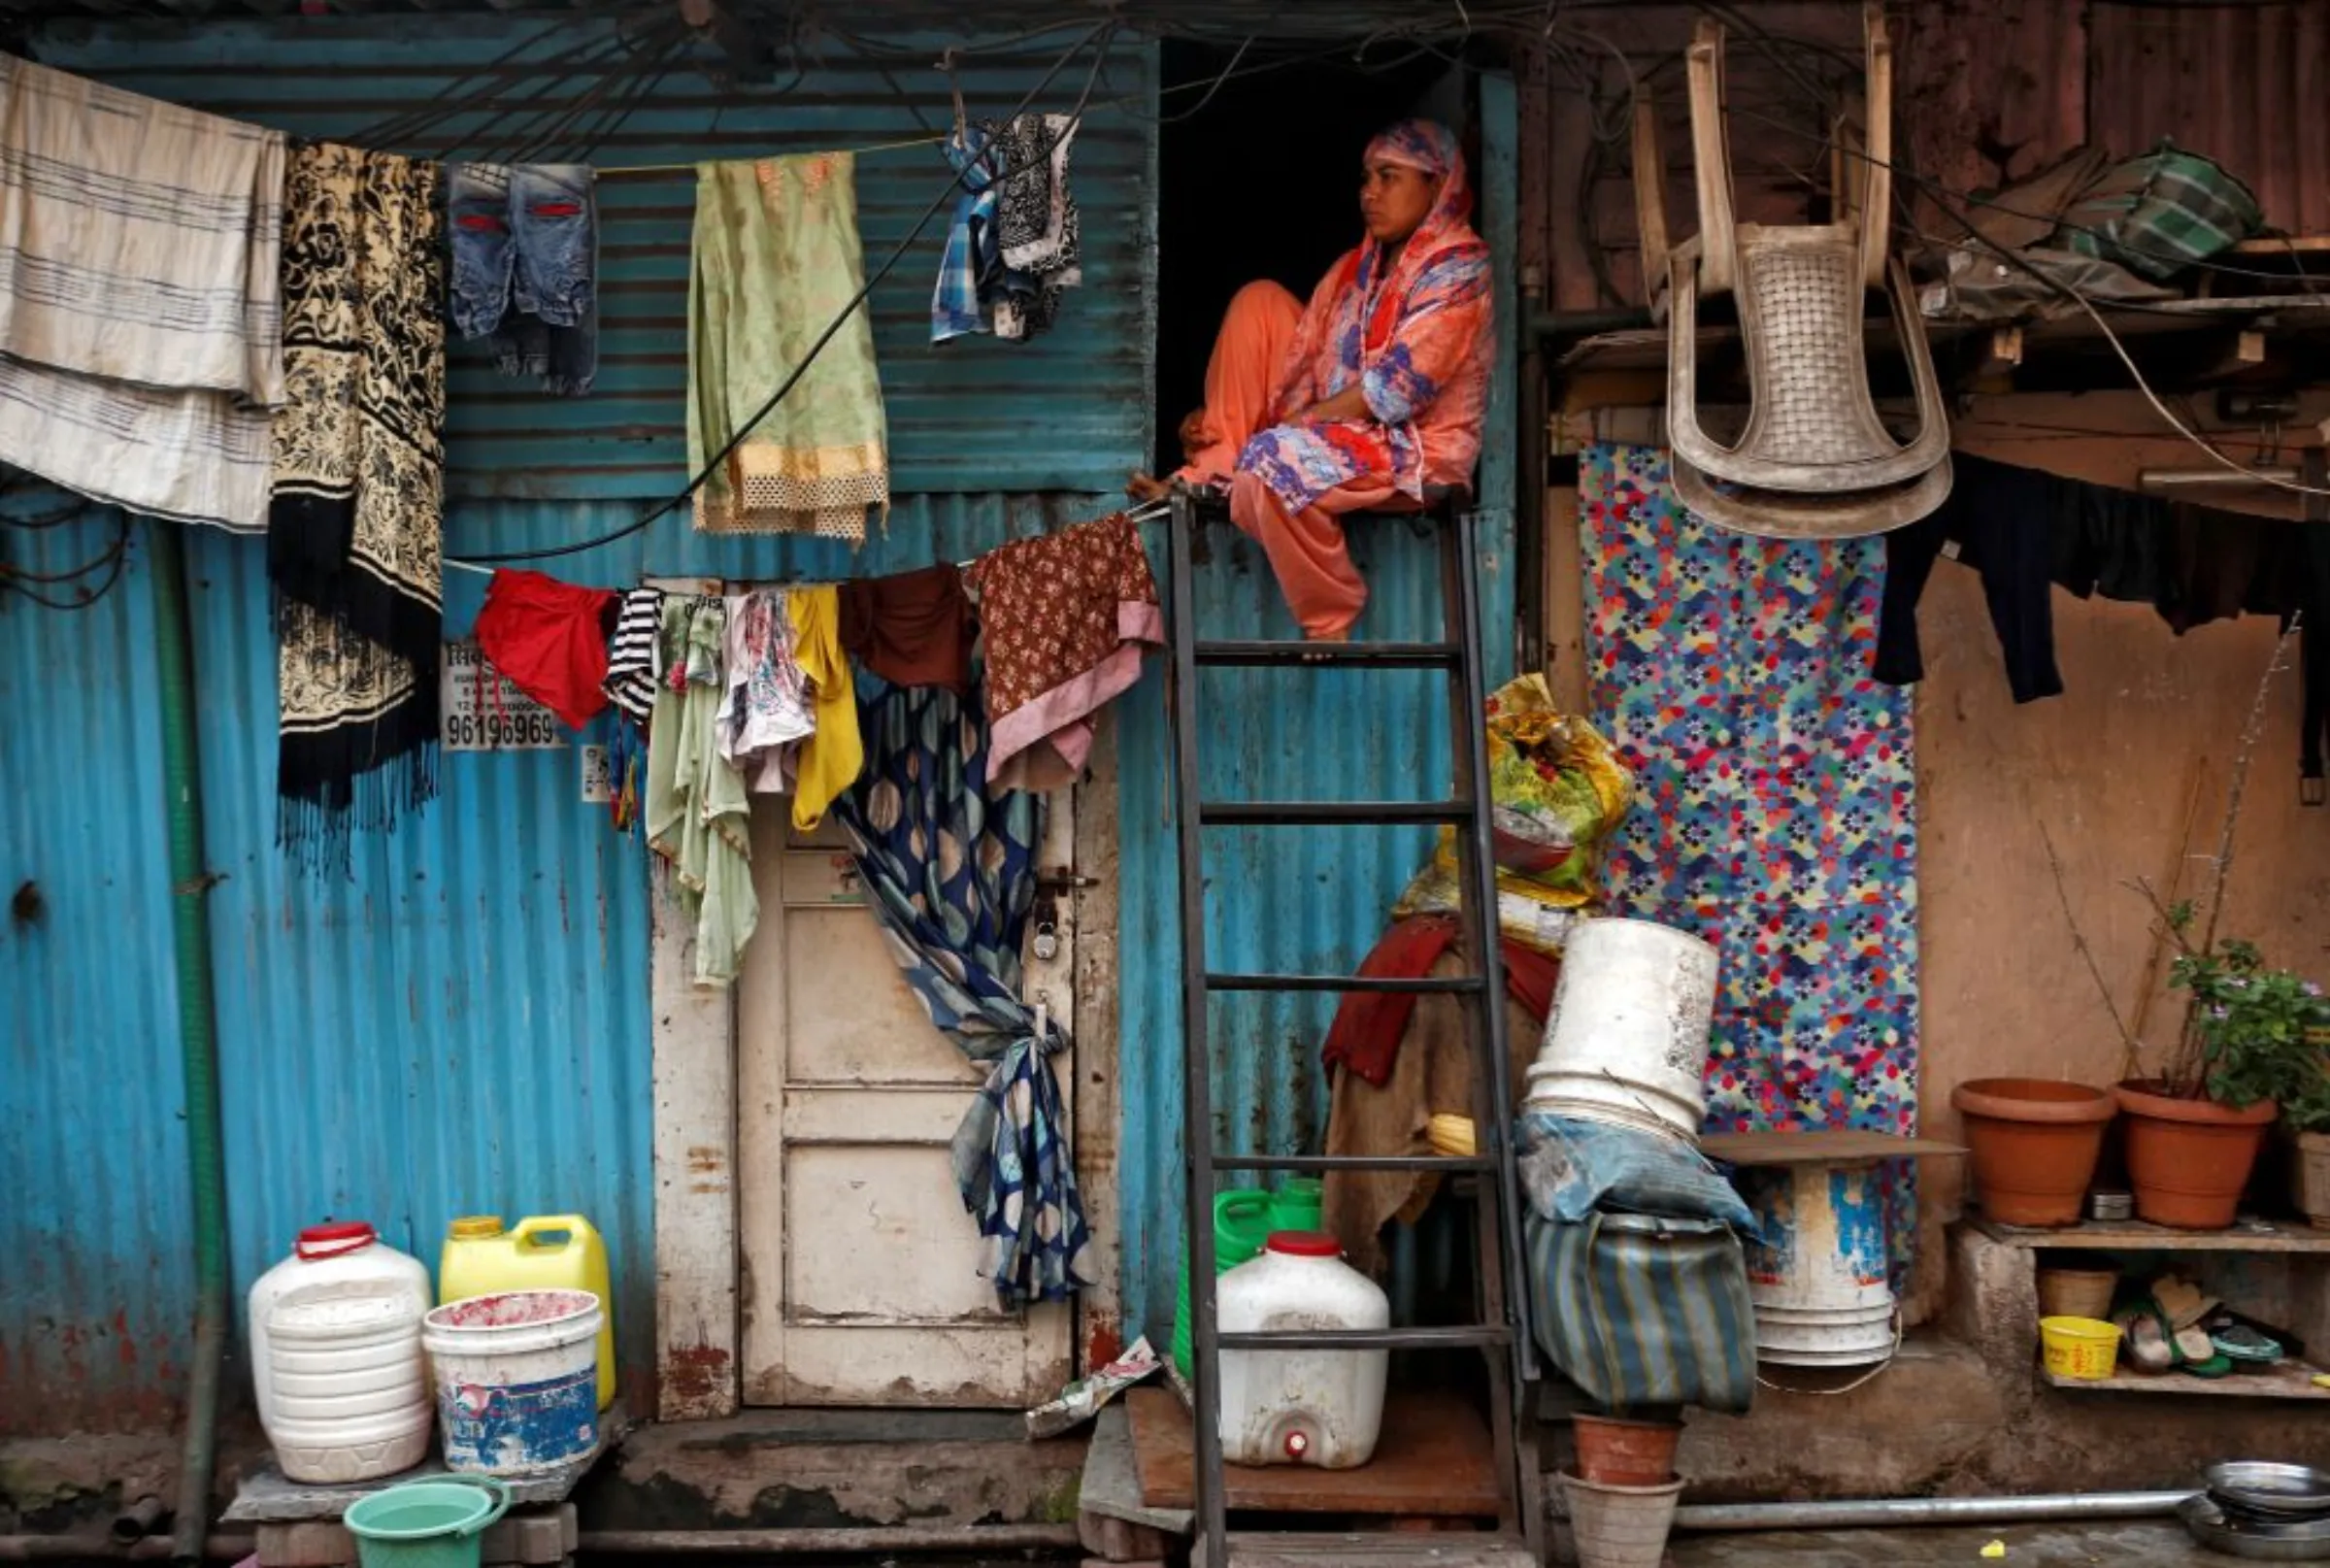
[1132,119,1494,642]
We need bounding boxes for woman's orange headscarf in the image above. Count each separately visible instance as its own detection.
[1271,119,1483,423]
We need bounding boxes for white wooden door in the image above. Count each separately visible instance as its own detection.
[737,801,1075,1407]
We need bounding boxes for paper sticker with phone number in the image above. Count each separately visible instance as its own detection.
[441,641,567,751]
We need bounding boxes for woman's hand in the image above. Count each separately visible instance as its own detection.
[1178,410,1214,465]
[1126,472,1171,504]
[1293,384,1371,425]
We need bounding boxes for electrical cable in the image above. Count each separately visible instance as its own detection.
[0,504,131,611]
[449,20,1115,568]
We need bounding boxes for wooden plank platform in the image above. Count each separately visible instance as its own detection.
[225,1405,625,1522]
[1701,1130,1963,1165]
[2044,1358,2330,1399]
[1971,1216,2330,1254]
[1193,1530,1534,1567]
[1126,1386,1502,1518]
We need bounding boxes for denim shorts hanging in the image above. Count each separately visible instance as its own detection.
[449,162,599,396]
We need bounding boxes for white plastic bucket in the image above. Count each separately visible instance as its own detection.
[249,1222,434,1484]
[1524,918,1717,1144]
[421,1289,603,1475]
[1561,1472,1685,1568]
[1739,1163,1897,1366]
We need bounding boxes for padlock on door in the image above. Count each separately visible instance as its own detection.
[1031,888,1061,961]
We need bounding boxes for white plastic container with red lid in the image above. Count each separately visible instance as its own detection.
[1215,1230,1390,1469]
[247,1221,434,1484]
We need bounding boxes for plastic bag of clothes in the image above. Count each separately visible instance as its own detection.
[1392,674,1632,954]
[2062,139,2262,282]
[1923,142,2259,322]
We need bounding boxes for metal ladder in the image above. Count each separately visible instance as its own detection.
[1163,490,1541,1568]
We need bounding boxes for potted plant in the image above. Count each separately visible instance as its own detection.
[2115,914,2329,1229]
[2047,623,2327,1231]
[2269,999,2330,1227]
[1950,1077,2116,1227]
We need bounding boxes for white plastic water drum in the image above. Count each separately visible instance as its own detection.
[248,1221,434,1484]
[422,1290,603,1475]
[1523,917,1717,1144]
[1738,1162,1896,1366]
[1216,1233,1389,1470]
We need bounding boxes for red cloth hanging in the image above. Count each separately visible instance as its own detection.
[473,569,617,731]
[1320,915,1560,1088]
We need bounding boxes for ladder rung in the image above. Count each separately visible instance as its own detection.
[1193,639,1462,668]
[1199,800,1472,826]
[1215,1326,1514,1351]
[1212,1153,1495,1174]
[1204,971,1487,995]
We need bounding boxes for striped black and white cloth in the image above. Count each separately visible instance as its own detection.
[603,586,664,722]
[0,54,286,531]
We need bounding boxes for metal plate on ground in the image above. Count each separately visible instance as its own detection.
[2183,1494,2330,1560]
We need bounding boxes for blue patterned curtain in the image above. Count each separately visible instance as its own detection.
[833,676,1094,1309]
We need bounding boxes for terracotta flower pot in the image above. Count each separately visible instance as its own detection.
[1949,1078,2117,1227]
[2114,1081,2278,1229]
[1573,1415,1681,1486]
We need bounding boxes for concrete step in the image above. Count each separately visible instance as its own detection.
[584,1407,1084,1532]
[1194,1530,1535,1567]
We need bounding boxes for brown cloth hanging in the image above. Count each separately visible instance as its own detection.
[838,561,976,692]
[1323,950,1542,1278]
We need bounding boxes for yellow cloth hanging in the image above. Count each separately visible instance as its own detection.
[785,585,864,832]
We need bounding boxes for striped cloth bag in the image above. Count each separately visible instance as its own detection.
[1526,1210,1757,1416]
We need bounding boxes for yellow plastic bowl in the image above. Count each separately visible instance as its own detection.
[2040,1315,2122,1381]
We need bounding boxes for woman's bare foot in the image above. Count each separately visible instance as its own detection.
[1126,472,1170,504]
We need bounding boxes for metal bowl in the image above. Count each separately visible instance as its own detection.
[2183,1495,2330,1560]
[2210,1463,2330,1521]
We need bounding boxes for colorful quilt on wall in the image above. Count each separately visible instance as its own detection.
[1579,444,1921,1278]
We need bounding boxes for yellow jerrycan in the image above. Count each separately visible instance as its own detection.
[439,1214,616,1411]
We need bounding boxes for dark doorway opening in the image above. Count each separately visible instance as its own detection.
[1150,42,1457,479]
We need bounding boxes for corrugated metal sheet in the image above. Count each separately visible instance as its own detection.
[1111,68,1521,1343]
[182,510,658,1414]
[1113,517,1517,1344]
[2,12,1537,1407]
[35,17,1154,499]
[1,14,1157,1429]
[0,491,1111,1433]
[0,512,191,1433]
[2088,0,2330,237]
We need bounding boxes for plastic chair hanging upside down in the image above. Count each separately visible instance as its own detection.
[1637,3,1954,539]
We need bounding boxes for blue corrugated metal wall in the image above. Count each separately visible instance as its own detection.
[1112,74,1521,1345]
[4,18,1155,1431]
[4,16,1519,1421]
[0,515,191,1432]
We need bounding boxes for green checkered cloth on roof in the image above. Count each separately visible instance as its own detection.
[2062,140,2264,281]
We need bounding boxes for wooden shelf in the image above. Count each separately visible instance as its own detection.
[2044,1359,2330,1399]
[1971,1215,2330,1254]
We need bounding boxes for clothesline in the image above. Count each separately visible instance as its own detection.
[593,132,949,177]
[446,497,1170,584]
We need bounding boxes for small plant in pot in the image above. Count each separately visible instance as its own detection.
[2115,911,2330,1230]
[2281,1054,2330,1228]
[2047,621,2325,1231]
